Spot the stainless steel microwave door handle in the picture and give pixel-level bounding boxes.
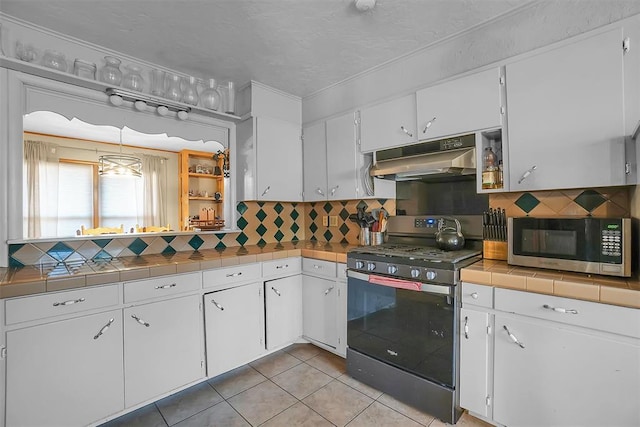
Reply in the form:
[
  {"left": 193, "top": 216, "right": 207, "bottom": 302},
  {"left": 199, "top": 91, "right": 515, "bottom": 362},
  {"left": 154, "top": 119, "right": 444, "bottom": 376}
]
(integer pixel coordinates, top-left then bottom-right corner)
[
  {"left": 423, "top": 117, "right": 436, "bottom": 133},
  {"left": 517, "top": 165, "right": 537, "bottom": 184},
  {"left": 503, "top": 325, "right": 525, "bottom": 349},
  {"left": 400, "top": 126, "right": 413, "bottom": 138},
  {"left": 543, "top": 304, "right": 578, "bottom": 314}
]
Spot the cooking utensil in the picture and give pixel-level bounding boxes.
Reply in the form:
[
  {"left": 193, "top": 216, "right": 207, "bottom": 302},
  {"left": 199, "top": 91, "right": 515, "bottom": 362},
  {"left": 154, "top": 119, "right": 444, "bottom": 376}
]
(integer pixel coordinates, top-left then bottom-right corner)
[{"left": 435, "top": 217, "right": 465, "bottom": 251}]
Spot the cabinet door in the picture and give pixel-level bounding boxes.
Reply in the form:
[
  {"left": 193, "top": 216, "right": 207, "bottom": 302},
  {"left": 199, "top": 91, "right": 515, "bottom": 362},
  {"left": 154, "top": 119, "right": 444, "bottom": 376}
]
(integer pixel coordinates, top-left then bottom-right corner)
[
  {"left": 302, "top": 275, "right": 337, "bottom": 348},
  {"left": 204, "top": 282, "right": 264, "bottom": 377},
  {"left": 360, "top": 93, "right": 417, "bottom": 152},
  {"left": 326, "top": 111, "right": 359, "bottom": 200},
  {"left": 459, "top": 308, "right": 492, "bottom": 419},
  {"left": 256, "top": 116, "right": 303, "bottom": 201},
  {"left": 6, "top": 310, "right": 124, "bottom": 427},
  {"left": 302, "top": 121, "right": 328, "bottom": 202},
  {"left": 493, "top": 314, "right": 640, "bottom": 427},
  {"left": 416, "top": 68, "right": 502, "bottom": 141},
  {"left": 124, "top": 294, "right": 203, "bottom": 407},
  {"left": 265, "top": 275, "right": 303, "bottom": 350},
  {"left": 507, "top": 28, "right": 626, "bottom": 191}
]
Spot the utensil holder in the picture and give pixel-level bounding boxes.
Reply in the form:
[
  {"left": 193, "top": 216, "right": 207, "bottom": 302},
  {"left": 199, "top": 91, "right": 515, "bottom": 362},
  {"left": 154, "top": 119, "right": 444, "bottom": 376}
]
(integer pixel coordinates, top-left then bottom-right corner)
[
  {"left": 359, "top": 227, "right": 370, "bottom": 246},
  {"left": 370, "top": 231, "right": 385, "bottom": 246}
]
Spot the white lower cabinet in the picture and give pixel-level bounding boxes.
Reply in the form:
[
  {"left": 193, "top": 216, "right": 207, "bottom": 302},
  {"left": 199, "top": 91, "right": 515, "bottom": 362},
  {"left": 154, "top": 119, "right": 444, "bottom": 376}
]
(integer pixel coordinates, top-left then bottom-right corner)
[
  {"left": 459, "top": 308, "right": 492, "bottom": 419},
  {"left": 265, "top": 275, "right": 302, "bottom": 350},
  {"left": 123, "top": 294, "right": 203, "bottom": 407},
  {"left": 6, "top": 309, "right": 124, "bottom": 427},
  {"left": 493, "top": 314, "right": 640, "bottom": 427},
  {"left": 302, "top": 275, "right": 337, "bottom": 348},
  {"left": 204, "top": 282, "right": 265, "bottom": 377}
]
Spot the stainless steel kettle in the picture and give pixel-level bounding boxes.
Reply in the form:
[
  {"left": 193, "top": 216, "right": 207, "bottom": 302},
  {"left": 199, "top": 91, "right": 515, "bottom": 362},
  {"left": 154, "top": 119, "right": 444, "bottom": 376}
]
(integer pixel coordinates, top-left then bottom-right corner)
[{"left": 435, "top": 217, "right": 465, "bottom": 251}]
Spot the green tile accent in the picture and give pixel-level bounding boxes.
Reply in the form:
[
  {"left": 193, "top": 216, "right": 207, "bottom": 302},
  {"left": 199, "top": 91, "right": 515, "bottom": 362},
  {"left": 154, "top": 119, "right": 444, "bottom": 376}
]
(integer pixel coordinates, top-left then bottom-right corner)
[
  {"left": 339, "top": 208, "right": 350, "bottom": 221},
  {"left": 93, "top": 250, "right": 112, "bottom": 260},
  {"left": 256, "top": 224, "right": 268, "bottom": 236},
  {"left": 356, "top": 201, "right": 368, "bottom": 211},
  {"left": 188, "top": 235, "right": 204, "bottom": 250},
  {"left": 256, "top": 209, "right": 267, "bottom": 222},
  {"left": 274, "top": 216, "right": 284, "bottom": 228},
  {"left": 215, "top": 241, "right": 227, "bottom": 250},
  {"left": 290, "top": 209, "right": 299, "bottom": 220},
  {"left": 257, "top": 201, "right": 265, "bottom": 207},
  {"left": 340, "top": 201, "right": 348, "bottom": 207},
  {"left": 292, "top": 236, "right": 299, "bottom": 241},
  {"left": 574, "top": 190, "right": 606, "bottom": 212},
  {"left": 323, "top": 230, "right": 333, "bottom": 241},
  {"left": 309, "top": 209, "right": 318, "bottom": 220},
  {"left": 377, "top": 199, "right": 387, "bottom": 205},
  {"left": 93, "top": 239, "right": 112, "bottom": 248},
  {"left": 236, "top": 233, "right": 249, "bottom": 246},
  {"left": 47, "top": 242, "right": 74, "bottom": 262},
  {"left": 237, "top": 217, "right": 249, "bottom": 230},
  {"left": 162, "top": 246, "right": 177, "bottom": 255},
  {"left": 274, "top": 230, "right": 284, "bottom": 242},
  {"left": 274, "top": 203, "right": 284, "bottom": 214},
  {"left": 237, "top": 202, "right": 248, "bottom": 215},
  {"left": 339, "top": 223, "right": 350, "bottom": 236},
  {"left": 310, "top": 236, "right": 318, "bottom": 241},
  {"left": 215, "top": 233, "right": 226, "bottom": 240},
  {"left": 323, "top": 202, "right": 333, "bottom": 214},
  {"left": 291, "top": 223, "right": 300, "bottom": 234},
  {"left": 309, "top": 222, "right": 318, "bottom": 234},
  {"left": 128, "top": 238, "right": 149, "bottom": 255},
  {"left": 9, "top": 258, "right": 24, "bottom": 267},
  {"left": 162, "top": 236, "right": 176, "bottom": 243},
  {"left": 8, "top": 244, "right": 24, "bottom": 256},
  {"left": 341, "top": 237, "right": 349, "bottom": 244},
  {"left": 515, "top": 193, "right": 540, "bottom": 214},
  {"left": 258, "top": 238, "right": 267, "bottom": 246},
  {"left": 310, "top": 202, "right": 316, "bottom": 207}
]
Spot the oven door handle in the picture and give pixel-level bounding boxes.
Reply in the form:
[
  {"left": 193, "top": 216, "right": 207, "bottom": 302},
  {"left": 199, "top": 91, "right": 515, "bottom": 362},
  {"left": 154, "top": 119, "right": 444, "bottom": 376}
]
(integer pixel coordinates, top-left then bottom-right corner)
[{"left": 347, "top": 270, "right": 452, "bottom": 296}]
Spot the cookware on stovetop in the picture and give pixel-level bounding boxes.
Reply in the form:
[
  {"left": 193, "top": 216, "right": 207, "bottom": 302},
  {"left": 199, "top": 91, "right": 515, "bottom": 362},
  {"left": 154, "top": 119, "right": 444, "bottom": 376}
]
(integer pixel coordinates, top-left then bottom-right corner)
[{"left": 435, "top": 217, "right": 465, "bottom": 251}]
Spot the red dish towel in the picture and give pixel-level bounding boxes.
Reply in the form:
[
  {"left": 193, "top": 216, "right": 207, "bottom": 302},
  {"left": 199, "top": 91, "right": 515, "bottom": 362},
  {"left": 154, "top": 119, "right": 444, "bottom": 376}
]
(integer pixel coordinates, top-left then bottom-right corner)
[{"left": 368, "top": 275, "right": 422, "bottom": 291}]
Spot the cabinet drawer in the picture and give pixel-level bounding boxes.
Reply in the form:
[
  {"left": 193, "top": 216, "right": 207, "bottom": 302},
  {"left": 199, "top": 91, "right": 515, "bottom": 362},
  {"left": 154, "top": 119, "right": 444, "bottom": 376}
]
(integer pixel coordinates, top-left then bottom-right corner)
[
  {"left": 461, "top": 282, "right": 493, "bottom": 308},
  {"left": 337, "top": 263, "right": 347, "bottom": 281},
  {"left": 203, "top": 262, "right": 262, "bottom": 290},
  {"left": 5, "top": 284, "right": 120, "bottom": 325},
  {"left": 495, "top": 288, "right": 640, "bottom": 338},
  {"left": 262, "top": 257, "right": 301, "bottom": 279},
  {"left": 124, "top": 272, "right": 201, "bottom": 303},
  {"left": 302, "top": 258, "right": 337, "bottom": 279}
]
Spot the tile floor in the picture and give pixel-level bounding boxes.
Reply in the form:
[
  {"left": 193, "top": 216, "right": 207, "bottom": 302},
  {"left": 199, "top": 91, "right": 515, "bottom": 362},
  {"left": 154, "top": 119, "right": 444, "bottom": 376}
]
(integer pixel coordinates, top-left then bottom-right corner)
[{"left": 100, "top": 344, "right": 492, "bottom": 427}]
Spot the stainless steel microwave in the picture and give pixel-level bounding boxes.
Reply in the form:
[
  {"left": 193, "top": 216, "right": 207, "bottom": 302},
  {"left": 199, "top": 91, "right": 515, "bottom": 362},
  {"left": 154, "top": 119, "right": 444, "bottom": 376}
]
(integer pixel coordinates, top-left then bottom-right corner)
[{"left": 508, "top": 217, "right": 631, "bottom": 277}]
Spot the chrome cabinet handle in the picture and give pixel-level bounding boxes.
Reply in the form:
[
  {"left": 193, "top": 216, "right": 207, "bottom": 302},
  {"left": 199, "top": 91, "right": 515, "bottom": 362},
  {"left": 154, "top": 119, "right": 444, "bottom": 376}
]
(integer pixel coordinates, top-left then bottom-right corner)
[
  {"left": 271, "top": 286, "right": 281, "bottom": 296},
  {"left": 316, "top": 187, "right": 325, "bottom": 196},
  {"left": 324, "top": 286, "right": 334, "bottom": 295},
  {"left": 400, "top": 126, "right": 413, "bottom": 138},
  {"left": 131, "top": 314, "right": 150, "bottom": 327},
  {"left": 276, "top": 264, "right": 289, "bottom": 269},
  {"left": 93, "top": 318, "right": 115, "bottom": 340},
  {"left": 261, "top": 186, "right": 271, "bottom": 197},
  {"left": 330, "top": 185, "right": 339, "bottom": 196},
  {"left": 464, "top": 316, "right": 469, "bottom": 339},
  {"left": 155, "top": 283, "right": 176, "bottom": 290},
  {"left": 471, "top": 292, "right": 479, "bottom": 299},
  {"left": 423, "top": 117, "right": 436, "bottom": 133},
  {"left": 543, "top": 304, "right": 578, "bottom": 314},
  {"left": 226, "top": 272, "right": 242, "bottom": 277},
  {"left": 313, "top": 264, "right": 322, "bottom": 269},
  {"left": 517, "top": 165, "right": 537, "bottom": 184},
  {"left": 53, "top": 297, "right": 85, "bottom": 307},
  {"left": 503, "top": 325, "right": 525, "bottom": 348},
  {"left": 211, "top": 299, "right": 225, "bottom": 311}
]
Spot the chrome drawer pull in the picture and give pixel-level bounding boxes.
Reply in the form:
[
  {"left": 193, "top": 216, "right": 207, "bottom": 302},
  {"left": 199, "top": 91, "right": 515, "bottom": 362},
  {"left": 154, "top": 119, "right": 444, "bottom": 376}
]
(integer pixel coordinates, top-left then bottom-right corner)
[
  {"left": 324, "top": 286, "right": 334, "bottom": 295},
  {"left": 313, "top": 265, "right": 322, "bottom": 269},
  {"left": 400, "top": 126, "right": 413, "bottom": 138},
  {"left": 316, "top": 187, "right": 325, "bottom": 196},
  {"left": 211, "top": 299, "right": 225, "bottom": 311},
  {"left": 131, "top": 314, "right": 150, "bottom": 327},
  {"left": 155, "top": 283, "right": 176, "bottom": 290},
  {"left": 464, "top": 316, "right": 469, "bottom": 339},
  {"left": 271, "top": 287, "right": 281, "bottom": 297},
  {"left": 503, "top": 325, "right": 525, "bottom": 349},
  {"left": 330, "top": 185, "right": 339, "bottom": 196},
  {"left": 423, "top": 117, "right": 437, "bottom": 133},
  {"left": 276, "top": 264, "right": 289, "bottom": 269},
  {"left": 226, "top": 272, "right": 242, "bottom": 278},
  {"left": 543, "top": 304, "right": 578, "bottom": 314},
  {"left": 53, "top": 297, "right": 85, "bottom": 307},
  {"left": 93, "top": 318, "right": 115, "bottom": 340},
  {"left": 517, "top": 165, "right": 537, "bottom": 184},
  {"left": 470, "top": 292, "right": 479, "bottom": 299},
  {"left": 261, "top": 186, "right": 271, "bottom": 197}
]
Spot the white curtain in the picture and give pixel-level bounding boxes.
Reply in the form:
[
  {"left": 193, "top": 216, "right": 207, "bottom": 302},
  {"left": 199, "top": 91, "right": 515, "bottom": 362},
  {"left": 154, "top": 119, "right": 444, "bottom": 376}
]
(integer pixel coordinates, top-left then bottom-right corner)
[
  {"left": 23, "top": 140, "right": 59, "bottom": 238},
  {"left": 142, "top": 154, "right": 167, "bottom": 227}
]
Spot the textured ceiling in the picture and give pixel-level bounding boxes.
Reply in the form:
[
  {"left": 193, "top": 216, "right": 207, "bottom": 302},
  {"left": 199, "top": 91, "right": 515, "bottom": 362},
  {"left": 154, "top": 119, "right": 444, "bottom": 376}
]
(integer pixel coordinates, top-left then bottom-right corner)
[{"left": 1, "top": 0, "right": 532, "bottom": 97}]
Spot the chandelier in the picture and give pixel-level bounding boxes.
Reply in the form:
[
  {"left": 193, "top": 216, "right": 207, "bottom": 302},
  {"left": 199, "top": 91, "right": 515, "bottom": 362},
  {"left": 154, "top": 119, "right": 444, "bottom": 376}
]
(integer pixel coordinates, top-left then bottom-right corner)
[{"left": 98, "top": 129, "right": 142, "bottom": 177}]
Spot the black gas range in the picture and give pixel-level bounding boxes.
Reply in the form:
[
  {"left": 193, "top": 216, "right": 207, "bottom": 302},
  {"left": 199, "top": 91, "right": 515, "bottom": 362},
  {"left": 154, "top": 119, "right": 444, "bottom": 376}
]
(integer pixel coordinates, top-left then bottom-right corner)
[{"left": 345, "top": 215, "right": 483, "bottom": 424}]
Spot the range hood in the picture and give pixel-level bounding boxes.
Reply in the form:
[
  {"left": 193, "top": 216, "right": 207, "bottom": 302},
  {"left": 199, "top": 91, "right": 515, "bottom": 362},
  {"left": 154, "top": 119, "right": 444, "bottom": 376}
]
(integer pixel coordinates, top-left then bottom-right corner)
[{"left": 370, "top": 134, "right": 477, "bottom": 181}]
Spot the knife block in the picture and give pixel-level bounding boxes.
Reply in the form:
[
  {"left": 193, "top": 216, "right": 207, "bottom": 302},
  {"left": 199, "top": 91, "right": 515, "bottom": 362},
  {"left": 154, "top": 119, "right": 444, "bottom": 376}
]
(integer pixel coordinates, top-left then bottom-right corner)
[{"left": 483, "top": 241, "right": 508, "bottom": 261}]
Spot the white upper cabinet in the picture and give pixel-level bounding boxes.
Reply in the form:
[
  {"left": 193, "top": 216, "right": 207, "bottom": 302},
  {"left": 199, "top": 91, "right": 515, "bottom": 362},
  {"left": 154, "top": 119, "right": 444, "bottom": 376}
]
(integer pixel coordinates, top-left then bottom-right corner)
[
  {"left": 302, "top": 121, "right": 328, "bottom": 202},
  {"left": 416, "top": 68, "right": 503, "bottom": 141},
  {"left": 506, "top": 28, "right": 626, "bottom": 191},
  {"left": 360, "top": 93, "right": 417, "bottom": 152}
]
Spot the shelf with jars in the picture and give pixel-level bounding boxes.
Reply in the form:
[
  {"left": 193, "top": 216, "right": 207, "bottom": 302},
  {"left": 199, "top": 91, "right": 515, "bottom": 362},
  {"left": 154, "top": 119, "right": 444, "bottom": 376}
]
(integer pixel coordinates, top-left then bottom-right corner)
[
  {"left": 476, "top": 128, "right": 507, "bottom": 193},
  {"left": 179, "top": 149, "right": 228, "bottom": 231},
  {"left": 0, "top": 55, "right": 241, "bottom": 122}
]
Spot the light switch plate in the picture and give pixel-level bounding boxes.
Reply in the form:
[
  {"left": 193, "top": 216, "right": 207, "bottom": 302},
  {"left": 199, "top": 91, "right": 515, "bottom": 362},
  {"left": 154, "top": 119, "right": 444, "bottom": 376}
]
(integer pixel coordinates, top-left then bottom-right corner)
[
  {"left": 329, "top": 216, "right": 338, "bottom": 227},
  {"left": 322, "top": 216, "right": 329, "bottom": 226}
]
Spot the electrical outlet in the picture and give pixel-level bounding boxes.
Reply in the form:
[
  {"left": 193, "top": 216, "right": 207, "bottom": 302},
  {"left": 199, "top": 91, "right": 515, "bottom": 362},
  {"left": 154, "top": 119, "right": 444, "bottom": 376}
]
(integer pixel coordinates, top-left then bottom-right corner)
[
  {"left": 322, "top": 215, "right": 329, "bottom": 226},
  {"left": 329, "top": 215, "right": 338, "bottom": 227}
]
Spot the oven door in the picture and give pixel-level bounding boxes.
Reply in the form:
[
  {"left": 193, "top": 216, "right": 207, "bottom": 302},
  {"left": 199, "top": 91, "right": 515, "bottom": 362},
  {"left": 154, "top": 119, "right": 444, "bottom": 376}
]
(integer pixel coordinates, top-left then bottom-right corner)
[{"left": 347, "top": 270, "right": 457, "bottom": 389}]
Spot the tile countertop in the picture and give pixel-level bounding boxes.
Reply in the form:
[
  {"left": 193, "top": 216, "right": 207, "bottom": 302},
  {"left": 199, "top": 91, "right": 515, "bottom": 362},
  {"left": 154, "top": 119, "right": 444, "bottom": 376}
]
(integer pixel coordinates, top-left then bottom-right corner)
[
  {"left": 461, "top": 260, "right": 640, "bottom": 309},
  {"left": 0, "top": 241, "right": 357, "bottom": 299}
]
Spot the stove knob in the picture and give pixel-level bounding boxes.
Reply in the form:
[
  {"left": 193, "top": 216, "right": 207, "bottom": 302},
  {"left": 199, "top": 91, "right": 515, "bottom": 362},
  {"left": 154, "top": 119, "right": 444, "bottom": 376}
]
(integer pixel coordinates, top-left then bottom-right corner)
[
  {"left": 388, "top": 265, "right": 398, "bottom": 275},
  {"left": 425, "top": 270, "right": 437, "bottom": 280},
  {"left": 355, "top": 261, "right": 364, "bottom": 269},
  {"left": 410, "top": 269, "right": 420, "bottom": 278},
  {"left": 367, "top": 262, "right": 376, "bottom": 271}
]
